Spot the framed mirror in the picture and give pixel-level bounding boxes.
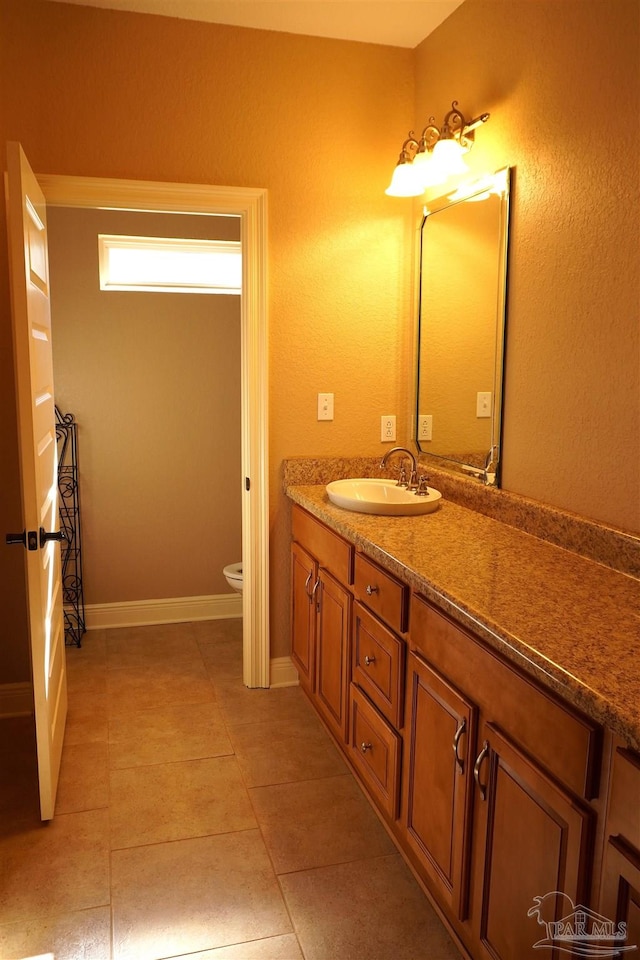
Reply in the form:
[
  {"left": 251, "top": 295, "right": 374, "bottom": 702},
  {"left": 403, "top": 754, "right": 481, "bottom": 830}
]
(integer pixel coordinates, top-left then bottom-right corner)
[{"left": 415, "top": 167, "right": 511, "bottom": 485}]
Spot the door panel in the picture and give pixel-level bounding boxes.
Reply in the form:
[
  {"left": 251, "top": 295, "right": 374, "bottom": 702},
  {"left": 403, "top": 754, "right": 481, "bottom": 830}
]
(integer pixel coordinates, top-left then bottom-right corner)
[
  {"left": 291, "top": 542, "right": 316, "bottom": 689},
  {"left": 315, "top": 568, "right": 351, "bottom": 742},
  {"left": 404, "top": 652, "right": 476, "bottom": 920},
  {"left": 6, "top": 142, "right": 67, "bottom": 820},
  {"left": 473, "top": 723, "right": 594, "bottom": 960}
]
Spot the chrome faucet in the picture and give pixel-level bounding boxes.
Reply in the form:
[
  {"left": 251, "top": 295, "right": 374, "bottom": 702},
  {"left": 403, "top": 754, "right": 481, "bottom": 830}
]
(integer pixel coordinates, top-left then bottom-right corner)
[{"left": 380, "top": 446, "right": 418, "bottom": 488}]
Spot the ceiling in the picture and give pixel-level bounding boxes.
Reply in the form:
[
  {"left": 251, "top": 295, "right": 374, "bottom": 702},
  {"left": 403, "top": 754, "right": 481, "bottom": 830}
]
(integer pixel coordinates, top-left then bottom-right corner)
[{"left": 43, "top": 0, "right": 465, "bottom": 48}]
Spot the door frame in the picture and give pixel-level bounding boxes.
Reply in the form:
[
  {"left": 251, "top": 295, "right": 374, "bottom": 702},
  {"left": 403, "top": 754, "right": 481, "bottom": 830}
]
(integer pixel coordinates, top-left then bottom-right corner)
[{"left": 37, "top": 173, "right": 270, "bottom": 687}]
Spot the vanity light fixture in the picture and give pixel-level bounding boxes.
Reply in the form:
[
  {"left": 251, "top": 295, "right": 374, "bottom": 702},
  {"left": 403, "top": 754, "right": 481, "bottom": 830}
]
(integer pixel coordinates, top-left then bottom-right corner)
[{"left": 385, "top": 100, "right": 490, "bottom": 197}]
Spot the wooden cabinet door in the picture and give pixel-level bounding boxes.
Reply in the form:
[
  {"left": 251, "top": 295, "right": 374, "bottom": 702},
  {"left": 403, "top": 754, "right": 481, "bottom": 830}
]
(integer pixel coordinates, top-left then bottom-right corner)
[
  {"left": 403, "top": 652, "right": 476, "bottom": 920},
  {"left": 600, "top": 838, "right": 640, "bottom": 955},
  {"left": 290, "top": 542, "right": 317, "bottom": 690},
  {"left": 471, "top": 723, "right": 595, "bottom": 960},
  {"left": 315, "top": 568, "right": 351, "bottom": 743}
]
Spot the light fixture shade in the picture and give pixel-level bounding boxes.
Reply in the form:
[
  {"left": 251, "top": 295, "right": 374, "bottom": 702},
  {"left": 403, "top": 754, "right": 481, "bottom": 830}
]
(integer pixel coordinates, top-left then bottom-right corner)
[
  {"left": 413, "top": 150, "right": 447, "bottom": 188},
  {"left": 385, "top": 162, "right": 424, "bottom": 197},
  {"left": 430, "top": 138, "right": 469, "bottom": 178}
]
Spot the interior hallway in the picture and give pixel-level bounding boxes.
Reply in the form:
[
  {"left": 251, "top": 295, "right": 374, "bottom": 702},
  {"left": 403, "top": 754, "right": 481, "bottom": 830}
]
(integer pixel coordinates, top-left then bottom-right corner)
[{"left": 0, "top": 619, "right": 459, "bottom": 960}]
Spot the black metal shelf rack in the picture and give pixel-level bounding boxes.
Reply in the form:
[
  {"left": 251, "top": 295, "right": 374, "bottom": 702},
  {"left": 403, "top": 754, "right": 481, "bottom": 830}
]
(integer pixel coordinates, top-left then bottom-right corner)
[{"left": 55, "top": 406, "right": 86, "bottom": 647}]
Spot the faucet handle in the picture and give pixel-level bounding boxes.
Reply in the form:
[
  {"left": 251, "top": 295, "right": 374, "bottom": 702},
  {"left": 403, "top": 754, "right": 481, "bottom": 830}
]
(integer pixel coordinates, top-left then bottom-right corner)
[
  {"left": 396, "top": 464, "right": 408, "bottom": 487},
  {"left": 415, "top": 475, "right": 431, "bottom": 496}
]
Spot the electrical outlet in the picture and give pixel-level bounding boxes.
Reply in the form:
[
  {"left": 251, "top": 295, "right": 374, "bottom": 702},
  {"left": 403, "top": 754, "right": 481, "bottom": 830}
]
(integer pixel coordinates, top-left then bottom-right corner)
[
  {"left": 381, "top": 415, "right": 396, "bottom": 442},
  {"left": 476, "top": 392, "right": 492, "bottom": 419},
  {"left": 418, "top": 415, "right": 433, "bottom": 441},
  {"left": 317, "top": 393, "right": 334, "bottom": 421}
]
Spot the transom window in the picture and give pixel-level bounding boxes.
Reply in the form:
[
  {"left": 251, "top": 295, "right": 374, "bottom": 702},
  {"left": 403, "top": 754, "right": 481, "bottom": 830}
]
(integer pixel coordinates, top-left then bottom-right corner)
[{"left": 98, "top": 235, "right": 242, "bottom": 294}]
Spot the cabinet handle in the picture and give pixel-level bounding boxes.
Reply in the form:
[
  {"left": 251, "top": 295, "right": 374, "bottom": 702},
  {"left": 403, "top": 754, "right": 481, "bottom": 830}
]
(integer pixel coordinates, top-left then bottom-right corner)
[
  {"left": 453, "top": 717, "right": 466, "bottom": 774},
  {"left": 304, "top": 571, "right": 313, "bottom": 599},
  {"left": 361, "top": 742, "right": 373, "bottom": 753},
  {"left": 365, "top": 584, "right": 379, "bottom": 596},
  {"left": 364, "top": 655, "right": 376, "bottom": 666},
  {"left": 310, "top": 578, "right": 320, "bottom": 599},
  {"left": 474, "top": 740, "right": 490, "bottom": 800}
]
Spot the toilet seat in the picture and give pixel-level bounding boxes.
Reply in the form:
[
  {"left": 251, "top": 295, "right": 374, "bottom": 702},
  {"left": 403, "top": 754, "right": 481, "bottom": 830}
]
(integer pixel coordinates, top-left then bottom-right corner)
[
  {"left": 223, "top": 562, "right": 243, "bottom": 594},
  {"left": 223, "top": 562, "right": 243, "bottom": 582}
]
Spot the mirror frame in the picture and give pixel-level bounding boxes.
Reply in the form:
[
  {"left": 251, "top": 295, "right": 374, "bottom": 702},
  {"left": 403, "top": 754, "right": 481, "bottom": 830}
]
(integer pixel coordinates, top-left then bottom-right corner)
[{"left": 414, "top": 166, "right": 511, "bottom": 485}]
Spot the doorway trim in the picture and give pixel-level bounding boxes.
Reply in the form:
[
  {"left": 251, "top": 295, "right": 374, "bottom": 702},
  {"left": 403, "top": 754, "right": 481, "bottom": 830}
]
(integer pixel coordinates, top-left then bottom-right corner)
[{"left": 38, "top": 173, "right": 270, "bottom": 687}]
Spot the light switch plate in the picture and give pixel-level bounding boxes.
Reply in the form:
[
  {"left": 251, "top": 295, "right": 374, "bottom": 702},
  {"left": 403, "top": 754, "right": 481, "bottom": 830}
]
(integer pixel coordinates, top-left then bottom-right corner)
[
  {"left": 317, "top": 392, "right": 334, "bottom": 420},
  {"left": 476, "top": 392, "right": 492, "bottom": 418}
]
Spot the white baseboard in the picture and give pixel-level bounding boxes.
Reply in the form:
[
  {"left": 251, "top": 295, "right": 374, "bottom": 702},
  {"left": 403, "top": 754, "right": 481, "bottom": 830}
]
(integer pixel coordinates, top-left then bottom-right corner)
[
  {"left": 0, "top": 682, "right": 33, "bottom": 719},
  {"left": 85, "top": 593, "right": 242, "bottom": 630},
  {"left": 270, "top": 656, "right": 299, "bottom": 688}
]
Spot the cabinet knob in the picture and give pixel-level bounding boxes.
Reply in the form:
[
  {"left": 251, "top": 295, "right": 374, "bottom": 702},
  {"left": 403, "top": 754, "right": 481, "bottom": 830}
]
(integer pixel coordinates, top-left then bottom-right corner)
[
  {"left": 365, "top": 584, "right": 379, "bottom": 596},
  {"left": 360, "top": 741, "right": 373, "bottom": 753},
  {"left": 364, "top": 655, "right": 376, "bottom": 666}
]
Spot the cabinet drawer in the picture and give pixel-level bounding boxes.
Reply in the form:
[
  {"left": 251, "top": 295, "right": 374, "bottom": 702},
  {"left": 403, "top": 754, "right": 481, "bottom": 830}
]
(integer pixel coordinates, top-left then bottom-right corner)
[
  {"left": 352, "top": 602, "right": 405, "bottom": 729},
  {"left": 348, "top": 684, "right": 401, "bottom": 820},
  {"left": 354, "top": 553, "right": 408, "bottom": 634},
  {"left": 410, "top": 594, "right": 602, "bottom": 800},
  {"left": 292, "top": 505, "right": 353, "bottom": 584},
  {"left": 608, "top": 746, "right": 640, "bottom": 850}
]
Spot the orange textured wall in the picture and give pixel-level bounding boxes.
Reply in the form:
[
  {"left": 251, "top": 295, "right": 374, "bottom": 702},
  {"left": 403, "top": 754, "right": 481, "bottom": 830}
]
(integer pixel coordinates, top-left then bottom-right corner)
[
  {"left": 0, "top": 0, "right": 414, "bottom": 672},
  {"left": 414, "top": 0, "right": 640, "bottom": 532}
]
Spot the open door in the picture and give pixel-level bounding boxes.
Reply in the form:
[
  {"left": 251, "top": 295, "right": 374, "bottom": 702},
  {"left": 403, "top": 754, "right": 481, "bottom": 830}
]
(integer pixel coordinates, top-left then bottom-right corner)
[{"left": 5, "top": 142, "right": 67, "bottom": 821}]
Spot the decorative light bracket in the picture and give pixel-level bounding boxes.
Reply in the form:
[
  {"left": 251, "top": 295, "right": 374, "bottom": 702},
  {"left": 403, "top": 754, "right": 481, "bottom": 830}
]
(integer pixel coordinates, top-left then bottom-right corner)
[{"left": 386, "top": 100, "right": 490, "bottom": 197}]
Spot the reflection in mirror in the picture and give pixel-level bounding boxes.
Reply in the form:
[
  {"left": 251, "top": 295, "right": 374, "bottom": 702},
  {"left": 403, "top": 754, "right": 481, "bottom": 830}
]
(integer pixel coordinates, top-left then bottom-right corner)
[{"left": 415, "top": 167, "right": 511, "bottom": 485}]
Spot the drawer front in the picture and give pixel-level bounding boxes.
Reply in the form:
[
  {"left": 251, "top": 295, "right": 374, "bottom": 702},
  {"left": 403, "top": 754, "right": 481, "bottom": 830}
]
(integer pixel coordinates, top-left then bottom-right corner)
[
  {"left": 352, "top": 601, "right": 405, "bottom": 729},
  {"left": 354, "top": 552, "right": 408, "bottom": 634},
  {"left": 348, "top": 684, "right": 401, "bottom": 819},
  {"left": 292, "top": 505, "right": 353, "bottom": 585},
  {"left": 608, "top": 746, "right": 640, "bottom": 850},
  {"left": 410, "top": 594, "right": 602, "bottom": 800}
]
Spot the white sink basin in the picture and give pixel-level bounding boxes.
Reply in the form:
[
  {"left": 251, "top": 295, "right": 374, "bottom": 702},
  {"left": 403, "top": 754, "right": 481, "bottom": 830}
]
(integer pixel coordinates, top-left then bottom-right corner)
[{"left": 326, "top": 478, "right": 442, "bottom": 516}]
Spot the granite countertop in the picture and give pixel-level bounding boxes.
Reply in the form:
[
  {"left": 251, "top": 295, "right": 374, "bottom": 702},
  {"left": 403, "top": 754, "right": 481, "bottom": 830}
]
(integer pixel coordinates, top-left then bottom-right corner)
[{"left": 286, "top": 482, "right": 640, "bottom": 751}]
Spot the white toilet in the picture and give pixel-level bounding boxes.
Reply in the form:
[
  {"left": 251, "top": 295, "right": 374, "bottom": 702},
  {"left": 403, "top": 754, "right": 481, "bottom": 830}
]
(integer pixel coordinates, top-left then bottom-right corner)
[{"left": 223, "top": 562, "right": 243, "bottom": 594}]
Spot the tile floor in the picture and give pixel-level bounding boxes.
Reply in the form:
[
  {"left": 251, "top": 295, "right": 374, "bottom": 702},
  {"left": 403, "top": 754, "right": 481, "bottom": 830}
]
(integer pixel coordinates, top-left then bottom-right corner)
[{"left": 0, "top": 619, "right": 461, "bottom": 960}]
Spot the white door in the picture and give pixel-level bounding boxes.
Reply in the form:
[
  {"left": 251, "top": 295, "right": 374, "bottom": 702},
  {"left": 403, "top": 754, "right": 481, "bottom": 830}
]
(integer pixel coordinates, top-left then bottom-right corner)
[{"left": 5, "top": 142, "right": 67, "bottom": 821}]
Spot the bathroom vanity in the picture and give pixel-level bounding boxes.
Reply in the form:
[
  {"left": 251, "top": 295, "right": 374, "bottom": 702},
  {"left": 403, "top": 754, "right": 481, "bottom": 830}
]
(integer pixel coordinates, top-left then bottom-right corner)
[{"left": 286, "top": 464, "right": 640, "bottom": 960}]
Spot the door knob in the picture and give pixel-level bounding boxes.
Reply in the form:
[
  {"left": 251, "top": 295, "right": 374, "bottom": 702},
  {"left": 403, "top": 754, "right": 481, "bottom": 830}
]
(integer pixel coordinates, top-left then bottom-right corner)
[
  {"left": 6, "top": 530, "right": 38, "bottom": 550},
  {"left": 39, "top": 527, "right": 66, "bottom": 548}
]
